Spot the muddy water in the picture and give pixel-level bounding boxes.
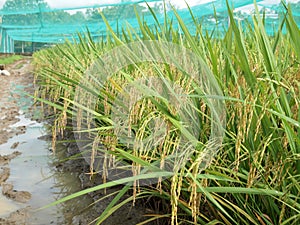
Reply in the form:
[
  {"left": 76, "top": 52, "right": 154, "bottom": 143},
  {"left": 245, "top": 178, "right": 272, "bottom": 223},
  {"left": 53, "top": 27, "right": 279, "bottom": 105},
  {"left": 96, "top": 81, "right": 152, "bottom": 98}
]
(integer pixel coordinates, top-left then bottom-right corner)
[
  {"left": 0, "top": 114, "right": 93, "bottom": 224},
  {"left": 0, "top": 59, "right": 93, "bottom": 224}
]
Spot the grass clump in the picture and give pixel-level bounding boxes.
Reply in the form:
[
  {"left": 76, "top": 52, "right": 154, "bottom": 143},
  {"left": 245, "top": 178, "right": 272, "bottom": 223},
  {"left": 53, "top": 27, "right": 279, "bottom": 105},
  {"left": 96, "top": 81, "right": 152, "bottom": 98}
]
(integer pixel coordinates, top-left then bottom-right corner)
[
  {"left": 33, "top": 2, "right": 300, "bottom": 225},
  {"left": 0, "top": 54, "right": 23, "bottom": 65}
]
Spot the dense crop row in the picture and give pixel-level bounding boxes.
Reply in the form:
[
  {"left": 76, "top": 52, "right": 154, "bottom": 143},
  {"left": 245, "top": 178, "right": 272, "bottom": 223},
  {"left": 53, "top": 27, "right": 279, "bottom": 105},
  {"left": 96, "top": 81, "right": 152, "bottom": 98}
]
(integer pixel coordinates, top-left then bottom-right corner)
[{"left": 33, "top": 3, "right": 300, "bottom": 225}]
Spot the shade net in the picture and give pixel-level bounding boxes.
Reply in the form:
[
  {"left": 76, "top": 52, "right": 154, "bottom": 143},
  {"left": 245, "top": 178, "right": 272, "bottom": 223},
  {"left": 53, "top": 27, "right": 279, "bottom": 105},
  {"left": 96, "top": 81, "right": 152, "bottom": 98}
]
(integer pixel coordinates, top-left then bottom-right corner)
[{"left": 0, "top": 0, "right": 299, "bottom": 53}]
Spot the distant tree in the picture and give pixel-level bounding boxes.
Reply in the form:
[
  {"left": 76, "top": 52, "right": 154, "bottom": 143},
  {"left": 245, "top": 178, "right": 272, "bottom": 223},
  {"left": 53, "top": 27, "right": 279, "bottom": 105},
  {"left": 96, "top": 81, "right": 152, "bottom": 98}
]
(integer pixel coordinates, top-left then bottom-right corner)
[
  {"left": 86, "top": 1, "right": 167, "bottom": 22},
  {"left": 2, "top": 0, "right": 49, "bottom": 26},
  {"left": 102, "top": 3, "right": 146, "bottom": 20},
  {"left": 44, "top": 11, "right": 86, "bottom": 24},
  {"left": 87, "top": 1, "right": 147, "bottom": 22},
  {"left": 2, "top": 0, "right": 48, "bottom": 12},
  {"left": 71, "top": 11, "right": 85, "bottom": 23},
  {"left": 86, "top": 8, "right": 101, "bottom": 22},
  {"left": 2, "top": 0, "right": 87, "bottom": 26},
  {"left": 43, "top": 11, "right": 72, "bottom": 25}
]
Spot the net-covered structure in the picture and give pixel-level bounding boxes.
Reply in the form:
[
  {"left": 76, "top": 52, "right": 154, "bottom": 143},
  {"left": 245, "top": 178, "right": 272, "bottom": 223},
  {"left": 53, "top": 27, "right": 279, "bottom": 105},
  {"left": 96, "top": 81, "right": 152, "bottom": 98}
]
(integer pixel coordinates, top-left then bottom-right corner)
[{"left": 0, "top": 0, "right": 299, "bottom": 53}]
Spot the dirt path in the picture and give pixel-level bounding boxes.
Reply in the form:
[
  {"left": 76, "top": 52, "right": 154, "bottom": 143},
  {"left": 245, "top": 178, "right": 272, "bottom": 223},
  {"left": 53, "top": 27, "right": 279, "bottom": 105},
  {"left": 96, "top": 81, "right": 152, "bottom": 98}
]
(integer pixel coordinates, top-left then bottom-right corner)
[
  {"left": 0, "top": 58, "right": 35, "bottom": 224},
  {"left": 0, "top": 59, "right": 33, "bottom": 145}
]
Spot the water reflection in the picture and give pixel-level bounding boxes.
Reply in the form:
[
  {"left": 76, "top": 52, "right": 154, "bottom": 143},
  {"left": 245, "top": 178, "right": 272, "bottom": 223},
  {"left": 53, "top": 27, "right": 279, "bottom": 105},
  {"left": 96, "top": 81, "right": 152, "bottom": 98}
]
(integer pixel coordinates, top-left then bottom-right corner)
[{"left": 0, "top": 115, "right": 93, "bottom": 224}]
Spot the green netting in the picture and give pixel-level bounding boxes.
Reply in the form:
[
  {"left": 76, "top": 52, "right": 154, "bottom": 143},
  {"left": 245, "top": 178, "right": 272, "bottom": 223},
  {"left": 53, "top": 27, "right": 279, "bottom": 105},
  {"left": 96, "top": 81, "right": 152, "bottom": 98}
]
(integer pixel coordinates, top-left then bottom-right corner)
[{"left": 0, "top": 0, "right": 299, "bottom": 53}]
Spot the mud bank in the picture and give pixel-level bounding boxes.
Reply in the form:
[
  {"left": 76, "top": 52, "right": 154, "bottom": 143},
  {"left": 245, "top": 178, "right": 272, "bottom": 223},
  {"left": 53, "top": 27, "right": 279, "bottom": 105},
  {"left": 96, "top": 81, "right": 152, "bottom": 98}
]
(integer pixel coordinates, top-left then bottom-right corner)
[
  {"left": 52, "top": 132, "right": 154, "bottom": 225},
  {"left": 0, "top": 59, "right": 92, "bottom": 224},
  {"left": 0, "top": 59, "right": 159, "bottom": 224},
  {"left": 0, "top": 59, "right": 35, "bottom": 224}
]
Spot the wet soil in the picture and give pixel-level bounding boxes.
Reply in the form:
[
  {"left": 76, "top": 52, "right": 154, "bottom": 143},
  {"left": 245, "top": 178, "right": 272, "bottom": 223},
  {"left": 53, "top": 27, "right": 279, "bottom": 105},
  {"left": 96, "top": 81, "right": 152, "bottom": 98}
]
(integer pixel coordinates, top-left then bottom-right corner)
[
  {"left": 0, "top": 151, "right": 31, "bottom": 204},
  {"left": 53, "top": 138, "right": 156, "bottom": 225},
  {"left": 0, "top": 59, "right": 32, "bottom": 145},
  {"left": 0, "top": 59, "right": 35, "bottom": 224},
  {"left": 0, "top": 59, "right": 160, "bottom": 224}
]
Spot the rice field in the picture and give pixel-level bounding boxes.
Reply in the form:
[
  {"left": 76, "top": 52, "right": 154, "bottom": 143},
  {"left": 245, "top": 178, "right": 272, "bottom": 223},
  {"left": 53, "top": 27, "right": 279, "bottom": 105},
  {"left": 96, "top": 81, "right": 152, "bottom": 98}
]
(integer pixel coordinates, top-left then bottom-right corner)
[{"left": 32, "top": 4, "right": 300, "bottom": 225}]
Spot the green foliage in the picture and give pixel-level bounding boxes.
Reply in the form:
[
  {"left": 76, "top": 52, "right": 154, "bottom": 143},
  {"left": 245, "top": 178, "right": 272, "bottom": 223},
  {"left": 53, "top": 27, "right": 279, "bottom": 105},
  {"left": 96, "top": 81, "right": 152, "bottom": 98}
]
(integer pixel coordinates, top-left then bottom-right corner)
[
  {"left": 86, "top": 2, "right": 162, "bottom": 22},
  {"left": 2, "top": 0, "right": 48, "bottom": 25},
  {"left": 2, "top": 0, "right": 47, "bottom": 11},
  {"left": 44, "top": 11, "right": 85, "bottom": 25},
  {"left": 2, "top": 0, "right": 85, "bottom": 26},
  {"left": 0, "top": 54, "right": 23, "bottom": 65},
  {"left": 33, "top": 2, "right": 300, "bottom": 225}
]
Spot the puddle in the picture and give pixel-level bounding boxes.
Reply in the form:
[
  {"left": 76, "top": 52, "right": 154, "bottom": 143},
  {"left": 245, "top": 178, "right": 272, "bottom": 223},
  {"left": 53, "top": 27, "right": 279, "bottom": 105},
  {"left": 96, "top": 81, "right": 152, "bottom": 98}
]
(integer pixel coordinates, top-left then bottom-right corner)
[
  {"left": 0, "top": 62, "right": 94, "bottom": 224},
  {"left": 0, "top": 114, "right": 93, "bottom": 224}
]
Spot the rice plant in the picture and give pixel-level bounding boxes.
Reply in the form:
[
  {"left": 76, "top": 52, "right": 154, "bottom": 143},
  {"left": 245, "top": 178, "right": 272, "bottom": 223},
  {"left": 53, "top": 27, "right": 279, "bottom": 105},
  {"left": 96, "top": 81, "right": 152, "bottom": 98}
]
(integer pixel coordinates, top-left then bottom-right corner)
[{"left": 33, "top": 2, "right": 300, "bottom": 225}]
